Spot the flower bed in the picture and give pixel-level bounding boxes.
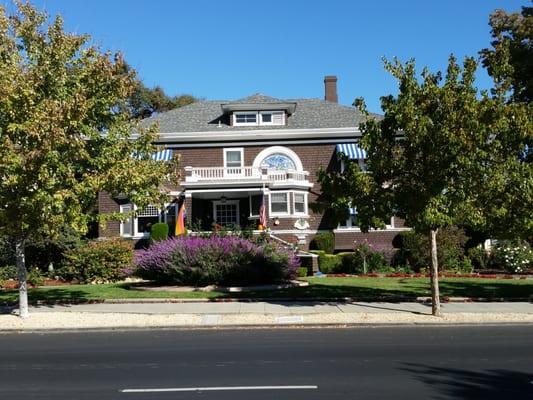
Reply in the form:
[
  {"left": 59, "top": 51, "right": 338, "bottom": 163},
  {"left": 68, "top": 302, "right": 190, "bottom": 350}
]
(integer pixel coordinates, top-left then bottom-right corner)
[{"left": 134, "top": 236, "right": 299, "bottom": 286}]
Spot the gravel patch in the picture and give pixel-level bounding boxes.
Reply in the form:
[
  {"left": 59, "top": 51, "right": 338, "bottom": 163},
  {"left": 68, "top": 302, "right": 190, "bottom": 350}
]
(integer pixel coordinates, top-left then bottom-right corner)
[{"left": 1, "top": 311, "right": 532, "bottom": 331}]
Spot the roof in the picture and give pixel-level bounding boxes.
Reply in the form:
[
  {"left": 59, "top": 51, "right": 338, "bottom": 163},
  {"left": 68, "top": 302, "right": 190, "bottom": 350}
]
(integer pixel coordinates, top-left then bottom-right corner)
[{"left": 141, "top": 94, "right": 379, "bottom": 133}]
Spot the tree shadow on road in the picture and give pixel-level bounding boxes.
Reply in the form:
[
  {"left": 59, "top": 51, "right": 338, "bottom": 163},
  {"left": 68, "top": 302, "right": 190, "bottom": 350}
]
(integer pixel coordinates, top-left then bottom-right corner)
[{"left": 401, "top": 362, "right": 533, "bottom": 400}]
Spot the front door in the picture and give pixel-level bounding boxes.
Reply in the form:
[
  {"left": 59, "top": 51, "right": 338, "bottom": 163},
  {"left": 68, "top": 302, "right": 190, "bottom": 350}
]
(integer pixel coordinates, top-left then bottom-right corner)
[{"left": 213, "top": 200, "right": 240, "bottom": 226}]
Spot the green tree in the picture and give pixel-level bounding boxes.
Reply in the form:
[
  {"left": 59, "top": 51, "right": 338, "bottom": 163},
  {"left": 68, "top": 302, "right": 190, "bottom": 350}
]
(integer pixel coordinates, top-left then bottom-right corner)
[
  {"left": 0, "top": 2, "right": 179, "bottom": 318},
  {"left": 481, "top": 6, "right": 533, "bottom": 103},
  {"left": 318, "top": 55, "right": 532, "bottom": 316},
  {"left": 129, "top": 80, "right": 197, "bottom": 119}
]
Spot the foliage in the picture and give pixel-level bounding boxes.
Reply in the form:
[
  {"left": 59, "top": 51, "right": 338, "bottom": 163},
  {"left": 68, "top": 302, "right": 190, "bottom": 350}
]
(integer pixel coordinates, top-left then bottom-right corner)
[
  {"left": 0, "top": 265, "right": 17, "bottom": 283},
  {"left": 134, "top": 236, "right": 299, "bottom": 286},
  {"left": 317, "top": 253, "right": 343, "bottom": 274},
  {"left": 467, "top": 247, "right": 492, "bottom": 271},
  {"left": 128, "top": 78, "right": 197, "bottom": 119},
  {"left": 341, "top": 247, "right": 391, "bottom": 274},
  {"left": 480, "top": 6, "right": 533, "bottom": 103},
  {"left": 310, "top": 232, "right": 335, "bottom": 254},
  {"left": 58, "top": 239, "right": 134, "bottom": 283},
  {"left": 297, "top": 267, "right": 309, "bottom": 278},
  {"left": 26, "top": 268, "right": 45, "bottom": 286},
  {"left": 492, "top": 240, "right": 533, "bottom": 273},
  {"left": 0, "top": 2, "right": 179, "bottom": 242},
  {"left": 394, "top": 227, "right": 468, "bottom": 272},
  {"left": 150, "top": 223, "right": 169, "bottom": 242}
]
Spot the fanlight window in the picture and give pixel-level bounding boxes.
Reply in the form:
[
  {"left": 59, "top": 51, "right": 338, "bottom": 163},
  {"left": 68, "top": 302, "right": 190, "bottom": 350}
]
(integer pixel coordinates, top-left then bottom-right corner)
[{"left": 260, "top": 154, "right": 296, "bottom": 170}]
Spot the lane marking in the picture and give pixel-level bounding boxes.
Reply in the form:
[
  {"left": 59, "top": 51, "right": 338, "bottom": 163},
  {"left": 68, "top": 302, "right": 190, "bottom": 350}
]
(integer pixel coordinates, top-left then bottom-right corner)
[{"left": 121, "top": 385, "right": 318, "bottom": 393}]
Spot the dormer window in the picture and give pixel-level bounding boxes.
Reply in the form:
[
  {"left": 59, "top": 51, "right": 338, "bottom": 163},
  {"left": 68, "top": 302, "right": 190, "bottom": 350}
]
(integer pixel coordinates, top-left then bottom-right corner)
[
  {"left": 233, "top": 111, "right": 285, "bottom": 126},
  {"left": 234, "top": 112, "right": 257, "bottom": 125}
]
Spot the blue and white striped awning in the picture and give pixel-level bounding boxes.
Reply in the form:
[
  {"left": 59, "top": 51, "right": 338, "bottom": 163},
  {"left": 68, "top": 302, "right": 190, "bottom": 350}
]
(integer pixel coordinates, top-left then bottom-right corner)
[
  {"left": 336, "top": 143, "right": 367, "bottom": 159},
  {"left": 151, "top": 149, "right": 173, "bottom": 161}
]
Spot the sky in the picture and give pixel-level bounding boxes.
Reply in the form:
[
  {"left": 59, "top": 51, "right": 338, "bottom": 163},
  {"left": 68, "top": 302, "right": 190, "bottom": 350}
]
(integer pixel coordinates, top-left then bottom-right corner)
[{"left": 2, "top": 0, "right": 528, "bottom": 112}]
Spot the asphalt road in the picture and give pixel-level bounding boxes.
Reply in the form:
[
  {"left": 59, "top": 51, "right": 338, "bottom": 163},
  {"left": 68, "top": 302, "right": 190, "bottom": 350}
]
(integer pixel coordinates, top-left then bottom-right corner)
[{"left": 0, "top": 325, "right": 532, "bottom": 399}]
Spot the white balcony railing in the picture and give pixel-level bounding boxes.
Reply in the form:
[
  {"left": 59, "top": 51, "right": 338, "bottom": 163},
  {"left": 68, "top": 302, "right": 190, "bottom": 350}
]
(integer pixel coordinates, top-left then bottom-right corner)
[{"left": 184, "top": 166, "right": 310, "bottom": 185}]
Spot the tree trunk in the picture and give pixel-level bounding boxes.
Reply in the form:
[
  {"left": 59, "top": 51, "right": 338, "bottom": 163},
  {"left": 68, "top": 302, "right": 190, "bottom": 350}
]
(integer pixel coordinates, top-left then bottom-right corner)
[
  {"left": 15, "top": 239, "right": 29, "bottom": 319},
  {"left": 430, "top": 229, "right": 442, "bottom": 317}
]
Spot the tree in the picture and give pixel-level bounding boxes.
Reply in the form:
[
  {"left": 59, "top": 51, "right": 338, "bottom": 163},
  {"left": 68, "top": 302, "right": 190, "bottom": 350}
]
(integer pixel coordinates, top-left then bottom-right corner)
[
  {"left": 318, "top": 55, "right": 531, "bottom": 316},
  {"left": 481, "top": 6, "right": 533, "bottom": 103},
  {"left": 128, "top": 79, "right": 197, "bottom": 119},
  {"left": 0, "top": 2, "right": 179, "bottom": 318}
]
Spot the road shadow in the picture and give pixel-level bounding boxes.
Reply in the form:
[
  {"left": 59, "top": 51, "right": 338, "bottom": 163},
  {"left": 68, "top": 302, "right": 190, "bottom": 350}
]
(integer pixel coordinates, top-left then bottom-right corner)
[{"left": 401, "top": 362, "right": 533, "bottom": 399}]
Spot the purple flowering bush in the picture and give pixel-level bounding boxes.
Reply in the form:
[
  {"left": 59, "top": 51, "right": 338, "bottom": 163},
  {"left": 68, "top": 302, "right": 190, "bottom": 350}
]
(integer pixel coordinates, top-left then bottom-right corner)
[{"left": 134, "top": 236, "right": 299, "bottom": 286}]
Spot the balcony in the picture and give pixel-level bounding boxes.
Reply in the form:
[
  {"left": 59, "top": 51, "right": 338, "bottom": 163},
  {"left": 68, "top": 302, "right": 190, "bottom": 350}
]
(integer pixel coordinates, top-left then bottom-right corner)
[{"left": 183, "top": 166, "right": 312, "bottom": 189}]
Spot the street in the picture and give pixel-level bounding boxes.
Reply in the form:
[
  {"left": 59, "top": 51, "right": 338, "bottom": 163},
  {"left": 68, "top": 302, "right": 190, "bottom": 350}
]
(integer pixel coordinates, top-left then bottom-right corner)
[{"left": 0, "top": 325, "right": 532, "bottom": 399}]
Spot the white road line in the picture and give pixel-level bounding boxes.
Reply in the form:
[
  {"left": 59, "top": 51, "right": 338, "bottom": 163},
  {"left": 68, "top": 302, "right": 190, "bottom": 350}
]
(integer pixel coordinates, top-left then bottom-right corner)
[{"left": 121, "top": 385, "right": 318, "bottom": 393}]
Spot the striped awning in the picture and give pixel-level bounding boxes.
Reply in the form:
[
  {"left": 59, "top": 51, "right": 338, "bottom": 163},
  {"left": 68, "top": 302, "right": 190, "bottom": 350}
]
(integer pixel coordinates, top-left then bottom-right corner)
[
  {"left": 151, "top": 149, "right": 173, "bottom": 161},
  {"left": 336, "top": 143, "right": 367, "bottom": 159}
]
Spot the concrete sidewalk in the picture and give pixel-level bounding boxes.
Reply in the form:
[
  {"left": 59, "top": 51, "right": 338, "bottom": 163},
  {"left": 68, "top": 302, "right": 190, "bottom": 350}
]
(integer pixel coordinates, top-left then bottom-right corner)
[{"left": 1, "top": 300, "right": 532, "bottom": 331}]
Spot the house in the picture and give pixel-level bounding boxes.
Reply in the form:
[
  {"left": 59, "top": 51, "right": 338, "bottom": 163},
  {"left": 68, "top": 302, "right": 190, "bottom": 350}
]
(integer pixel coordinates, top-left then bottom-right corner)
[{"left": 98, "top": 76, "right": 409, "bottom": 254}]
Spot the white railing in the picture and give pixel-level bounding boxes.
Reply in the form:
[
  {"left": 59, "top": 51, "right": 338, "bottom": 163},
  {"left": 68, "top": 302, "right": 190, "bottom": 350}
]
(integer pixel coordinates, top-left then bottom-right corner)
[{"left": 184, "top": 166, "right": 310, "bottom": 183}]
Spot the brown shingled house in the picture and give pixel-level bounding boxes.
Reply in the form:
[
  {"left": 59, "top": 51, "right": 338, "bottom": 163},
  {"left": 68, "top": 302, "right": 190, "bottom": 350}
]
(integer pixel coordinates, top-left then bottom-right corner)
[{"left": 98, "top": 76, "right": 409, "bottom": 253}]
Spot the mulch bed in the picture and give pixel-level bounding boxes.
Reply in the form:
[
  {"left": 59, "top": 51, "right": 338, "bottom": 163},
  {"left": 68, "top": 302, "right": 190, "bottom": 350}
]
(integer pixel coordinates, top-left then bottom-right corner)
[{"left": 1, "top": 279, "right": 69, "bottom": 290}]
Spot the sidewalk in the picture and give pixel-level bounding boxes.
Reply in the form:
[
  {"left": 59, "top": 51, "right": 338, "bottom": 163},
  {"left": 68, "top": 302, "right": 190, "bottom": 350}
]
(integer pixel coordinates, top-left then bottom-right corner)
[{"left": 1, "top": 300, "right": 532, "bottom": 331}]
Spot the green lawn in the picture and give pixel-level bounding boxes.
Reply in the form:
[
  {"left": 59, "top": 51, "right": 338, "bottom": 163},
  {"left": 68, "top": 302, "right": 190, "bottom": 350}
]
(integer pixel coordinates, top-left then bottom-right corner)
[{"left": 0, "top": 277, "right": 532, "bottom": 305}]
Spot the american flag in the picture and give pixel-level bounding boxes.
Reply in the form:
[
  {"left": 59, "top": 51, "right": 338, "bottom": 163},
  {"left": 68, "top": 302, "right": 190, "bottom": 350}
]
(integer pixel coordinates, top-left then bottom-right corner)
[{"left": 259, "top": 191, "right": 267, "bottom": 230}]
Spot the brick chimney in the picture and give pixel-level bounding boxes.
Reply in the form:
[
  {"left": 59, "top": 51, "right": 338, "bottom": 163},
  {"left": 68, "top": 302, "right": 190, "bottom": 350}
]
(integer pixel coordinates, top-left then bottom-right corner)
[{"left": 324, "top": 75, "right": 338, "bottom": 103}]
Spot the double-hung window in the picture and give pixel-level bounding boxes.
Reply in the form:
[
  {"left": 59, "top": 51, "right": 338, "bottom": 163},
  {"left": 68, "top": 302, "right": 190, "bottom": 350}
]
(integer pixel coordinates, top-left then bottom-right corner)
[
  {"left": 270, "top": 192, "right": 289, "bottom": 215},
  {"left": 224, "top": 148, "right": 243, "bottom": 176},
  {"left": 293, "top": 192, "right": 307, "bottom": 215},
  {"left": 234, "top": 112, "right": 257, "bottom": 125}
]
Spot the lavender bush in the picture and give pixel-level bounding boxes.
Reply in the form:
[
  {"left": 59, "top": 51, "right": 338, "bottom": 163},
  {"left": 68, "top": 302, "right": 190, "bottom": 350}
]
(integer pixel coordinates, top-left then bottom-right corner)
[{"left": 134, "top": 236, "right": 299, "bottom": 286}]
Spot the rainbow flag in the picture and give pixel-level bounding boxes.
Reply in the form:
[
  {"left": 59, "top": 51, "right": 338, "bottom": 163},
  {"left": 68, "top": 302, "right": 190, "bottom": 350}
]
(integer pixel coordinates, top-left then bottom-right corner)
[{"left": 175, "top": 202, "right": 187, "bottom": 236}]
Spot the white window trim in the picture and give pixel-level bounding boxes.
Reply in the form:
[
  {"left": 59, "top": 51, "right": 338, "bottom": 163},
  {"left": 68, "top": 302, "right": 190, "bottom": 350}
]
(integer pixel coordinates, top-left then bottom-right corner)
[
  {"left": 340, "top": 158, "right": 367, "bottom": 173},
  {"left": 259, "top": 111, "right": 285, "bottom": 126},
  {"left": 233, "top": 112, "right": 258, "bottom": 126},
  {"left": 213, "top": 200, "right": 240, "bottom": 225},
  {"left": 120, "top": 203, "right": 175, "bottom": 238},
  {"left": 292, "top": 190, "right": 308, "bottom": 216},
  {"left": 269, "top": 191, "right": 290, "bottom": 217},
  {"left": 223, "top": 147, "right": 244, "bottom": 176},
  {"left": 252, "top": 146, "right": 304, "bottom": 171}
]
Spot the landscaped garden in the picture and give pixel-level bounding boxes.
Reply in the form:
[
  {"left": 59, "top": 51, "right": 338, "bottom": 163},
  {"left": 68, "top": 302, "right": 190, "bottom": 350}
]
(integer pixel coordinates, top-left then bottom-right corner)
[{"left": 1, "top": 226, "right": 532, "bottom": 306}]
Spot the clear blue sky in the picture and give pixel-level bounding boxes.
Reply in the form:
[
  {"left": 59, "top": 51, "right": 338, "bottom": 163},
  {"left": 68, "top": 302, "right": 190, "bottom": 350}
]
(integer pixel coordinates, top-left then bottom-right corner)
[{"left": 3, "top": 0, "right": 528, "bottom": 112}]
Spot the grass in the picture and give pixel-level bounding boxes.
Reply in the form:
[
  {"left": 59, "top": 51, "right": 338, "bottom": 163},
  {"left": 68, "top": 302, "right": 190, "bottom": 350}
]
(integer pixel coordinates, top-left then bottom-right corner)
[{"left": 1, "top": 276, "right": 532, "bottom": 305}]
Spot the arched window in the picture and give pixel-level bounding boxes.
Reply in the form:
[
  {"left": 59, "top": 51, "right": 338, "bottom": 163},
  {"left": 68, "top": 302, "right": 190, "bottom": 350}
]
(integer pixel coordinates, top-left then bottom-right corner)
[
  {"left": 252, "top": 146, "right": 304, "bottom": 171},
  {"left": 260, "top": 154, "right": 296, "bottom": 170}
]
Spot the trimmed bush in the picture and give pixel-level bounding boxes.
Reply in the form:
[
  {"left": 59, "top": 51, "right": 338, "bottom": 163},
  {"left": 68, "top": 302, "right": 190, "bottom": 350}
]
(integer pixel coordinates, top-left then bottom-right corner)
[
  {"left": 318, "top": 253, "right": 343, "bottom": 273},
  {"left": 134, "top": 236, "right": 299, "bottom": 286},
  {"left": 310, "top": 232, "right": 335, "bottom": 254},
  {"left": 151, "top": 223, "right": 169, "bottom": 242},
  {"left": 58, "top": 239, "right": 134, "bottom": 283},
  {"left": 297, "top": 267, "right": 308, "bottom": 278}
]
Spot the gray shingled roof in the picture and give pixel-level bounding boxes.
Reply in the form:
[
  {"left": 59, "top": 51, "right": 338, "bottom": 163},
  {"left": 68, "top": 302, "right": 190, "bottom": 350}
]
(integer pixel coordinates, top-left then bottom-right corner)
[{"left": 141, "top": 94, "right": 378, "bottom": 133}]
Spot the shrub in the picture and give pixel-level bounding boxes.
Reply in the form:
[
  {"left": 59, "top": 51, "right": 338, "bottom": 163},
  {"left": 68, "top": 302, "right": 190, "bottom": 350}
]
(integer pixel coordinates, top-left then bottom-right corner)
[
  {"left": 394, "top": 227, "right": 468, "bottom": 272},
  {"left": 467, "top": 247, "right": 492, "bottom": 271},
  {"left": 341, "top": 245, "right": 391, "bottom": 274},
  {"left": 0, "top": 265, "right": 17, "bottom": 285},
  {"left": 151, "top": 223, "right": 169, "bottom": 242},
  {"left": 310, "top": 232, "right": 335, "bottom": 254},
  {"left": 134, "top": 236, "right": 299, "bottom": 286},
  {"left": 58, "top": 239, "right": 134, "bottom": 283},
  {"left": 318, "top": 253, "right": 343, "bottom": 274},
  {"left": 492, "top": 241, "right": 533, "bottom": 273},
  {"left": 297, "top": 267, "right": 308, "bottom": 278}
]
